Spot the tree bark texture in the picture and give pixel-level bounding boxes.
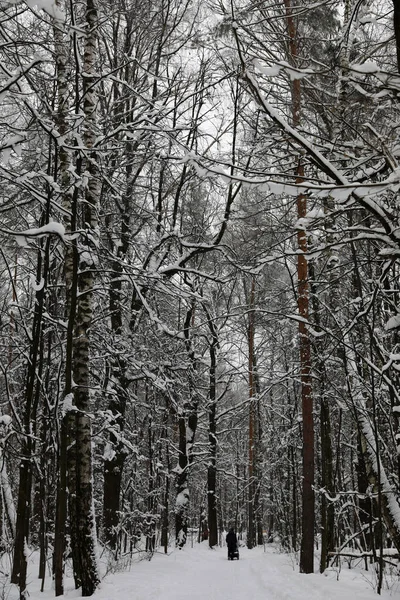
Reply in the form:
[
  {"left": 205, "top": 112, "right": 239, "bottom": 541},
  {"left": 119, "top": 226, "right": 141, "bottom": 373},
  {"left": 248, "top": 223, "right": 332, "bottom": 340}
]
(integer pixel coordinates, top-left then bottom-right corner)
[
  {"left": 68, "top": 0, "right": 100, "bottom": 593},
  {"left": 54, "top": 414, "right": 68, "bottom": 596},
  {"left": 175, "top": 398, "right": 198, "bottom": 548},
  {"left": 320, "top": 396, "right": 334, "bottom": 572},
  {"left": 161, "top": 441, "right": 170, "bottom": 553},
  {"left": 207, "top": 338, "right": 218, "bottom": 548},
  {"left": 283, "top": 0, "right": 315, "bottom": 573},
  {"left": 175, "top": 415, "right": 190, "bottom": 548},
  {"left": 175, "top": 306, "right": 199, "bottom": 547},
  {"left": 297, "top": 178, "right": 314, "bottom": 575},
  {"left": 11, "top": 232, "right": 50, "bottom": 598},
  {"left": 247, "top": 276, "right": 256, "bottom": 550},
  {"left": 102, "top": 252, "right": 130, "bottom": 549}
]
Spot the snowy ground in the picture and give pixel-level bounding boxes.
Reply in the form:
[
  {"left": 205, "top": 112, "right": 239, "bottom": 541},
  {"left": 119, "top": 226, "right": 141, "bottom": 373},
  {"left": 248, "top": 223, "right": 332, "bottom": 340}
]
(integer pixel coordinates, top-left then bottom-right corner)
[{"left": 4, "top": 542, "right": 400, "bottom": 599}]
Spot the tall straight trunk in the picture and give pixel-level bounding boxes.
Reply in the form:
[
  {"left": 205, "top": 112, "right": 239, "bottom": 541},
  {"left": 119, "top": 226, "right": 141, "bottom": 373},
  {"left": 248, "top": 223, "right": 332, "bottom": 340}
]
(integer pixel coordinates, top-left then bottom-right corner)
[
  {"left": 202, "top": 301, "right": 219, "bottom": 548},
  {"left": 0, "top": 444, "right": 16, "bottom": 542},
  {"left": 283, "top": 0, "right": 314, "bottom": 573},
  {"left": 175, "top": 401, "right": 198, "bottom": 548},
  {"left": 290, "top": 446, "right": 298, "bottom": 551},
  {"left": 389, "top": 0, "right": 400, "bottom": 511},
  {"left": 73, "top": 272, "right": 99, "bottom": 595},
  {"left": 207, "top": 336, "right": 218, "bottom": 548},
  {"left": 175, "top": 415, "right": 190, "bottom": 547},
  {"left": 320, "top": 396, "right": 334, "bottom": 572},
  {"left": 146, "top": 415, "right": 155, "bottom": 553},
  {"left": 161, "top": 440, "right": 170, "bottom": 553},
  {"left": 53, "top": 412, "right": 68, "bottom": 595},
  {"left": 102, "top": 276, "right": 129, "bottom": 550},
  {"left": 102, "top": 189, "right": 133, "bottom": 550},
  {"left": 102, "top": 86, "right": 133, "bottom": 548},
  {"left": 254, "top": 355, "right": 263, "bottom": 546},
  {"left": 296, "top": 127, "right": 314, "bottom": 576},
  {"left": 175, "top": 306, "right": 199, "bottom": 547},
  {"left": 38, "top": 416, "right": 47, "bottom": 585},
  {"left": 393, "top": 0, "right": 400, "bottom": 72},
  {"left": 102, "top": 302, "right": 128, "bottom": 551},
  {"left": 11, "top": 230, "right": 50, "bottom": 599},
  {"left": 11, "top": 452, "right": 32, "bottom": 594},
  {"left": 68, "top": 0, "right": 100, "bottom": 593},
  {"left": 235, "top": 446, "right": 240, "bottom": 533},
  {"left": 103, "top": 421, "right": 127, "bottom": 550},
  {"left": 356, "top": 432, "right": 373, "bottom": 551},
  {"left": 52, "top": 1, "right": 75, "bottom": 592},
  {"left": 247, "top": 276, "right": 256, "bottom": 550},
  {"left": 308, "top": 260, "right": 334, "bottom": 572}
]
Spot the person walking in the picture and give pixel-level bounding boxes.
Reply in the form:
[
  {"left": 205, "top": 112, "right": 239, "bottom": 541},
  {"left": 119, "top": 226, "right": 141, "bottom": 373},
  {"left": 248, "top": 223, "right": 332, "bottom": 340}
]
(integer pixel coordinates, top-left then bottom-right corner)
[{"left": 226, "top": 527, "right": 238, "bottom": 560}]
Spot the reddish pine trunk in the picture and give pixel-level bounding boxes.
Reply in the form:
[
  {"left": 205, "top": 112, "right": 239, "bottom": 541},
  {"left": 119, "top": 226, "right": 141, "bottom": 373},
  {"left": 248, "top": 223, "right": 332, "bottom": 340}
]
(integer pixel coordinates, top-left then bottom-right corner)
[{"left": 283, "top": 0, "right": 315, "bottom": 573}]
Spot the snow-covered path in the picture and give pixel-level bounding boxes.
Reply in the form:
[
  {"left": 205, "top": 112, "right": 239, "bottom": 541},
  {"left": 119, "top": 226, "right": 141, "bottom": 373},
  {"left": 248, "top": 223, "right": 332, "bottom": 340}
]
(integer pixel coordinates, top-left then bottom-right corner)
[
  {"left": 6, "top": 542, "right": 399, "bottom": 600},
  {"left": 93, "top": 543, "right": 399, "bottom": 600}
]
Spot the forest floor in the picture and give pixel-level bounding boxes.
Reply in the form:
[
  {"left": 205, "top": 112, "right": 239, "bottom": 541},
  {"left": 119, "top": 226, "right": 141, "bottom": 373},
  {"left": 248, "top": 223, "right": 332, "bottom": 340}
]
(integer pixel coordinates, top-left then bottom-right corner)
[{"left": 5, "top": 541, "right": 400, "bottom": 599}]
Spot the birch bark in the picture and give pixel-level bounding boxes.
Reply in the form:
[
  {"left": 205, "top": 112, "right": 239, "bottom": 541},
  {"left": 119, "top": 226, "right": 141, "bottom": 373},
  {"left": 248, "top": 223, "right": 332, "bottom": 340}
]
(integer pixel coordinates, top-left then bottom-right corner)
[{"left": 69, "top": 0, "right": 100, "bottom": 593}]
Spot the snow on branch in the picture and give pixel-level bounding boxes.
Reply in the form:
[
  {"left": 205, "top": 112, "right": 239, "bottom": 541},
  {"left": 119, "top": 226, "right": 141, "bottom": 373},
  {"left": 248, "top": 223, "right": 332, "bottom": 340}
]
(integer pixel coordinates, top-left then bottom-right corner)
[
  {"left": 230, "top": 23, "right": 400, "bottom": 243},
  {"left": 185, "top": 153, "right": 397, "bottom": 206},
  {"left": 0, "top": 57, "right": 44, "bottom": 102},
  {"left": 0, "top": 134, "right": 26, "bottom": 163},
  {"left": 253, "top": 58, "right": 315, "bottom": 81},
  {"left": 2, "top": 222, "right": 66, "bottom": 247},
  {"left": 6, "top": 0, "right": 66, "bottom": 21}
]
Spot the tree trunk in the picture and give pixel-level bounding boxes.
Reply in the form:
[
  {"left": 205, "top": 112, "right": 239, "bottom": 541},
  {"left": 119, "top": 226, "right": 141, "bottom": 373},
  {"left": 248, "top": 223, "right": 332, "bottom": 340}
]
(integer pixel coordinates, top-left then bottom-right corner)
[
  {"left": 345, "top": 343, "right": 400, "bottom": 554},
  {"left": 290, "top": 446, "right": 298, "bottom": 551},
  {"left": 54, "top": 414, "right": 68, "bottom": 596},
  {"left": 68, "top": 0, "right": 100, "bottom": 592},
  {"left": 175, "top": 306, "right": 199, "bottom": 548},
  {"left": 11, "top": 231, "right": 50, "bottom": 598},
  {"left": 247, "top": 276, "right": 256, "bottom": 550},
  {"left": 393, "top": 0, "right": 400, "bottom": 72},
  {"left": 11, "top": 453, "right": 32, "bottom": 593},
  {"left": 175, "top": 400, "right": 198, "bottom": 548},
  {"left": 146, "top": 415, "right": 155, "bottom": 553},
  {"left": 175, "top": 415, "right": 190, "bottom": 548},
  {"left": 0, "top": 444, "right": 16, "bottom": 542},
  {"left": 207, "top": 338, "right": 218, "bottom": 548},
  {"left": 102, "top": 168, "right": 131, "bottom": 549},
  {"left": 283, "top": 0, "right": 315, "bottom": 573},
  {"left": 308, "top": 259, "right": 334, "bottom": 572},
  {"left": 161, "top": 441, "right": 170, "bottom": 553},
  {"left": 297, "top": 179, "right": 314, "bottom": 575},
  {"left": 203, "top": 302, "right": 219, "bottom": 549},
  {"left": 103, "top": 435, "right": 127, "bottom": 551},
  {"left": 52, "top": 0, "right": 76, "bottom": 591},
  {"left": 320, "top": 396, "right": 334, "bottom": 572}
]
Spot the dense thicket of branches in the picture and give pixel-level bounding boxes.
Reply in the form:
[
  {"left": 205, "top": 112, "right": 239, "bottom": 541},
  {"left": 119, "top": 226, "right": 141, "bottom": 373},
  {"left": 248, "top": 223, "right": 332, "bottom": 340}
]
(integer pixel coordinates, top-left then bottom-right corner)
[{"left": 1, "top": 0, "right": 400, "bottom": 596}]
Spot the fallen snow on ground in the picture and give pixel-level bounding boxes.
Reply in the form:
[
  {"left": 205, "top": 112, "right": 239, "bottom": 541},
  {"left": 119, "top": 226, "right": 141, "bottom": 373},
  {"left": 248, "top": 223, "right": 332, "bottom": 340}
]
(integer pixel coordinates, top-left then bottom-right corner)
[{"left": 5, "top": 542, "right": 400, "bottom": 599}]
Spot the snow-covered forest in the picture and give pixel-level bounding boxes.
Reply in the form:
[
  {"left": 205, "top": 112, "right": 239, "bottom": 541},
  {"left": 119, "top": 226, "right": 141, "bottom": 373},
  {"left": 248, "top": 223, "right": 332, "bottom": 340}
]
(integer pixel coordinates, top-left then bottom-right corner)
[{"left": 2, "top": 0, "right": 400, "bottom": 597}]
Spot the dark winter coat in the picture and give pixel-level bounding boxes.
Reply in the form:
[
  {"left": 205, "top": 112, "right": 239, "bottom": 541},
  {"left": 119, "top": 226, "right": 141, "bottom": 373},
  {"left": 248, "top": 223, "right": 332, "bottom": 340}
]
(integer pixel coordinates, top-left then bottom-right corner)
[{"left": 226, "top": 529, "right": 237, "bottom": 550}]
